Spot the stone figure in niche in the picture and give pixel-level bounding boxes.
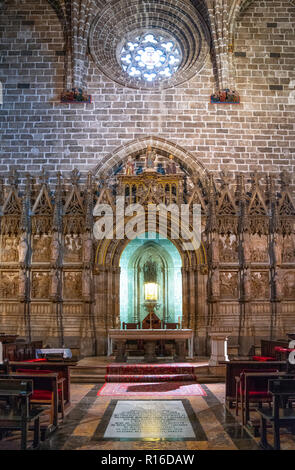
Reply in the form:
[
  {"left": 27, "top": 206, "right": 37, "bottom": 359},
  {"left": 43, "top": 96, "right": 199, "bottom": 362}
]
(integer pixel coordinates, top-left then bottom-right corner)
[
  {"left": 33, "top": 235, "right": 51, "bottom": 262},
  {"left": 1, "top": 273, "right": 18, "bottom": 298},
  {"left": 145, "top": 145, "right": 156, "bottom": 170},
  {"left": 125, "top": 156, "right": 135, "bottom": 176},
  {"left": 273, "top": 234, "right": 282, "bottom": 266},
  {"left": 19, "top": 269, "right": 26, "bottom": 299},
  {"left": 242, "top": 233, "right": 251, "bottom": 265},
  {"left": 211, "top": 235, "right": 219, "bottom": 265},
  {"left": 64, "top": 234, "right": 82, "bottom": 262},
  {"left": 51, "top": 233, "right": 60, "bottom": 264},
  {"left": 166, "top": 155, "right": 177, "bottom": 174},
  {"left": 211, "top": 268, "right": 220, "bottom": 297},
  {"left": 83, "top": 233, "right": 93, "bottom": 263},
  {"left": 82, "top": 270, "right": 91, "bottom": 298},
  {"left": 64, "top": 272, "right": 82, "bottom": 298},
  {"left": 243, "top": 268, "right": 251, "bottom": 299},
  {"left": 274, "top": 268, "right": 284, "bottom": 300},
  {"left": 220, "top": 272, "right": 238, "bottom": 298},
  {"left": 282, "top": 236, "right": 295, "bottom": 263},
  {"left": 219, "top": 234, "right": 238, "bottom": 262},
  {"left": 143, "top": 257, "right": 158, "bottom": 283},
  {"left": 18, "top": 233, "right": 28, "bottom": 267},
  {"left": 51, "top": 269, "right": 59, "bottom": 299},
  {"left": 32, "top": 273, "right": 50, "bottom": 298},
  {"left": 282, "top": 272, "right": 295, "bottom": 299},
  {"left": 1, "top": 236, "right": 19, "bottom": 262},
  {"left": 250, "top": 235, "right": 268, "bottom": 262},
  {"left": 251, "top": 272, "right": 269, "bottom": 299}
]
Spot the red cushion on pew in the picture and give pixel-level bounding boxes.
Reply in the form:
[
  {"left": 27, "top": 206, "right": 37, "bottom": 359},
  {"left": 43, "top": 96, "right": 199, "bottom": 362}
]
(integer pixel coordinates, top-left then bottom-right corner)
[
  {"left": 248, "top": 391, "right": 272, "bottom": 398},
  {"left": 23, "top": 359, "right": 47, "bottom": 362},
  {"left": 237, "top": 387, "right": 272, "bottom": 398},
  {"left": 252, "top": 356, "right": 275, "bottom": 361},
  {"left": 31, "top": 389, "right": 63, "bottom": 401},
  {"left": 274, "top": 347, "right": 288, "bottom": 353}
]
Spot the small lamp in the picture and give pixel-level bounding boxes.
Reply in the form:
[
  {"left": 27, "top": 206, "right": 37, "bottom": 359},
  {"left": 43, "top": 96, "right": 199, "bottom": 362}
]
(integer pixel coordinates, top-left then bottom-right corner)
[{"left": 144, "top": 282, "right": 158, "bottom": 301}]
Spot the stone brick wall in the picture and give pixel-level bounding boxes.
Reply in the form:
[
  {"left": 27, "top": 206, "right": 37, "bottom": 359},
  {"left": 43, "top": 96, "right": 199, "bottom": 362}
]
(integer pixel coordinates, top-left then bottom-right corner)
[{"left": 0, "top": 0, "right": 294, "bottom": 180}]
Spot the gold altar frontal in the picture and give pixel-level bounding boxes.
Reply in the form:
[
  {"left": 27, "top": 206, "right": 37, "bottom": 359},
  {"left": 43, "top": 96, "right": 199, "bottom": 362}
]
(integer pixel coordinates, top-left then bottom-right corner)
[{"left": 108, "top": 329, "right": 194, "bottom": 361}]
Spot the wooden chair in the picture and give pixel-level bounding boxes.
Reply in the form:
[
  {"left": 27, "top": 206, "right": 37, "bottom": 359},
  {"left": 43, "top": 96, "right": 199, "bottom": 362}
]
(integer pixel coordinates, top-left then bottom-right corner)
[
  {"left": 258, "top": 378, "right": 295, "bottom": 450},
  {"left": 235, "top": 368, "right": 279, "bottom": 424},
  {"left": 122, "top": 322, "right": 140, "bottom": 329},
  {"left": 163, "top": 322, "right": 179, "bottom": 329},
  {"left": 14, "top": 369, "right": 65, "bottom": 426},
  {"left": 0, "top": 378, "right": 43, "bottom": 450}
]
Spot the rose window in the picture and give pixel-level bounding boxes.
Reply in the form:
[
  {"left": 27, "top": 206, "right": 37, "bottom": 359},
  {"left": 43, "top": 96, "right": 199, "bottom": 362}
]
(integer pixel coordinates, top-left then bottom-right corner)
[{"left": 119, "top": 32, "right": 182, "bottom": 83}]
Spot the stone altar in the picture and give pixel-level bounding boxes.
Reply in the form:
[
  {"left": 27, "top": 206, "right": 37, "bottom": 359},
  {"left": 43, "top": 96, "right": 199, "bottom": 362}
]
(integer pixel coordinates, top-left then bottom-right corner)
[{"left": 108, "top": 329, "right": 194, "bottom": 361}]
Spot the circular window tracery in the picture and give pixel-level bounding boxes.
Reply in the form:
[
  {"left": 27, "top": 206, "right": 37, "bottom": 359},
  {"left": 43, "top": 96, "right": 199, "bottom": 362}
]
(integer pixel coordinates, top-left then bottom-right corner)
[
  {"left": 89, "top": 0, "right": 211, "bottom": 90},
  {"left": 119, "top": 32, "right": 182, "bottom": 83}
]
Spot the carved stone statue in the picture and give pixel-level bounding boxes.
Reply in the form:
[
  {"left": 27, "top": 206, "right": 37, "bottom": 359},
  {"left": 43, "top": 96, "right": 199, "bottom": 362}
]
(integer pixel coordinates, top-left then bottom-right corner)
[
  {"left": 51, "top": 269, "right": 59, "bottom": 299},
  {"left": 32, "top": 273, "right": 50, "bottom": 298},
  {"left": 18, "top": 233, "right": 28, "bottom": 266},
  {"left": 243, "top": 268, "right": 251, "bottom": 299},
  {"left": 125, "top": 156, "right": 135, "bottom": 176},
  {"left": 64, "top": 234, "right": 82, "bottom": 262},
  {"left": 273, "top": 234, "right": 282, "bottom": 266},
  {"left": 243, "top": 233, "right": 251, "bottom": 264},
  {"left": 1, "top": 273, "right": 18, "bottom": 298},
  {"left": 274, "top": 268, "right": 284, "bottom": 299},
  {"left": 251, "top": 272, "right": 269, "bottom": 299},
  {"left": 251, "top": 234, "right": 268, "bottom": 262},
  {"left": 220, "top": 272, "right": 238, "bottom": 298},
  {"left": 211, "top": 268, "right": 220, "bottom": 297},
  {"left": 145, "top": 145, "right": 156, "bottom": 170},
  {"left": 1, "top": 236, "right": 19, "bottom": 262},
  {"left": 211, "top": 235, "right": 219, "bottom": 264},
  {"left": 51, "top": 233, "right": 60, "bottom": 264},
  {"left": 64, "top": 272, "right": 82, "bottom": 298},
  {"left": 166, "top": 155, "right": 177, "bottom": 174},
  {"left": 83, "top": 233, "right": 93, "bottom": 263},
  {"left": 33, "top": 235, "right": 51, "bottom": 262},
  {"left": 19, "top": 270, "right": 26, "bottom": 299},
  {"left": 82, "top": 270, "right": 91, "bottom": 298}
]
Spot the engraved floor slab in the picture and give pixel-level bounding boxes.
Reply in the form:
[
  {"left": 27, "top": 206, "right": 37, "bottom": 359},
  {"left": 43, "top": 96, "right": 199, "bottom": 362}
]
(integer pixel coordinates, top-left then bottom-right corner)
[{"left": 102, "top": 400, "right": 196, "bottom": 440}]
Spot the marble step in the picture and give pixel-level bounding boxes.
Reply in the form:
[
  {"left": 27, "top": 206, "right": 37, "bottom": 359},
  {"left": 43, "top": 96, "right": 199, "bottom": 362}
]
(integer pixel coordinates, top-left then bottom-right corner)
[
  {"left": 71, "top": 374, "right": 106, "bottom": 383},
  {"left": 70, "top": 366, "right": 107, "bottom": 376}
]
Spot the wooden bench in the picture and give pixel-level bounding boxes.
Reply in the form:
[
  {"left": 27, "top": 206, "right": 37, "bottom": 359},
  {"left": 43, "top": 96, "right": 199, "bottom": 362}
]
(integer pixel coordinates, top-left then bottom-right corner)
[
  {"left": 10, "top": 360, "right": 76, "bottom": 405},
  {"left": 0, "top": 378, "right": 43, "bottom": 450},
  {"left": 258, "top": 378, "right": 295, "bottom": 450},
  {"left": 1, "top": 371, "right": 65, "bottom": 428},
  {"left": 222, "top": 360, "right": 287, "bottom": 408}
]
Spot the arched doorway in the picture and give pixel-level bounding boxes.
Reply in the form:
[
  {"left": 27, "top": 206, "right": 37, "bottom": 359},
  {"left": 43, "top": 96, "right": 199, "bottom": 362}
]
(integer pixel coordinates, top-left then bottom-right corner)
[{"left": 119, "top": 232, "right": 182, "bottom": 327}]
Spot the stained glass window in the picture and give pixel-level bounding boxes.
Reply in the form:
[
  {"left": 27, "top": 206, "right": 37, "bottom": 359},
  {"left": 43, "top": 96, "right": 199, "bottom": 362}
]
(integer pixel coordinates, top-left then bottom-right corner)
[{"left": 119, "top": 32, "right": 182, "bottom": 83}]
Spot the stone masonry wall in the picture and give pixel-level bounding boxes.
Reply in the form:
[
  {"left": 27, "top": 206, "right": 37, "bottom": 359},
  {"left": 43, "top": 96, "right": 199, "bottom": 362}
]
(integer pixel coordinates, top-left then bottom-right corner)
[{"left": 0, "top": 0, "right": 294, "bottom": 180}]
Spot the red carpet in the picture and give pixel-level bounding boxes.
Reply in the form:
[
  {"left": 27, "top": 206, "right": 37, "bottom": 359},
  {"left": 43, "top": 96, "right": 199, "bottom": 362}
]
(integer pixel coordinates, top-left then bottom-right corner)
[
  {"left": 97, "top": 382, "right": 206, "bottom": 397},
  {"left": 105, "top": 363, "right": 197, "bottom": 383},
  {"left": 106, "top": 374, "right": 196, "bottom": 382}
]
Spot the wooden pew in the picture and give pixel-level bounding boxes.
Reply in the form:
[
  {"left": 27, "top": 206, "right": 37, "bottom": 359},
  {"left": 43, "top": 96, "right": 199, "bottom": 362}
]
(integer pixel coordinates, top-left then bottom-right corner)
[
  {"left": 2, "top": 340, "right": 42, "bottom": 362},
  {"left": 260, "top": 339, "right": 288, "bottom": 359},
  {"left": 1, "top": 372, "right": 65, "bottom": 428},
  {"left": 258, "top": 378, "right": 295, "bottom": 450},
  {"left": 223, "top": 360, "right": 287, "bottom": 407},
  {"left": 9, "top": 360, "right": 76, "bottom": 405},
  {"left": 0, "top": 378, "right": 43, "bottom": 450}
]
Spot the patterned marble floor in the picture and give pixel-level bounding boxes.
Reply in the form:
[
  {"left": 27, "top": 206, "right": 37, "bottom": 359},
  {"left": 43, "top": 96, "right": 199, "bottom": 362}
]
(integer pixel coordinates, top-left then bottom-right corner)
[
  {"left": 1, "top": 382, "right": 295, "bottom": 450},
  {"left": 40, "top": 383, "right": 260, "bottom": 451}
]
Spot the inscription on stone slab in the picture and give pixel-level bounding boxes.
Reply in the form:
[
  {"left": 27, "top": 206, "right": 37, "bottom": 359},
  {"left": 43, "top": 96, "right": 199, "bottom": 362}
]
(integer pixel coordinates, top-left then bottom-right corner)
[{"left": 104, "top": 400, "right": 196, "bottom": 439}]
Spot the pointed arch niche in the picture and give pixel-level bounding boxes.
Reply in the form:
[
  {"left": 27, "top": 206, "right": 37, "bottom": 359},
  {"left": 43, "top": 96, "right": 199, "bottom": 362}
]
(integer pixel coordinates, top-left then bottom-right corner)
[{"left": 119, "top": 233, "right": 183, "bottom": 327}]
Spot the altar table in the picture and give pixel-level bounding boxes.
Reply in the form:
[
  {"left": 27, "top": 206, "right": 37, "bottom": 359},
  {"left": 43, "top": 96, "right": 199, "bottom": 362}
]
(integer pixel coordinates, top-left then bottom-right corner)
[{"left": 108, "top": 329, "right": 194, "bottom": 361}]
